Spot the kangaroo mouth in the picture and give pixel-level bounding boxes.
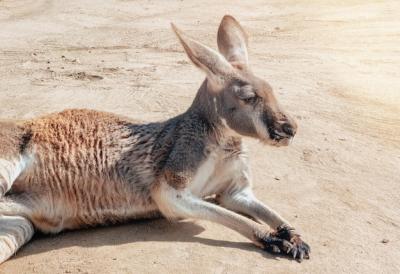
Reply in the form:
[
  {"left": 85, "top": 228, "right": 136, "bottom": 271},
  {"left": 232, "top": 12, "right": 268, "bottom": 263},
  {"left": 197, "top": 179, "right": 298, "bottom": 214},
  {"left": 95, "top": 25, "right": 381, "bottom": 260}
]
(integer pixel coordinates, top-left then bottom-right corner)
[
  {"left": 270, "top": 130, "right": 287, "bottom": 141},
  {"left": 253, "top": 115, "right": 293, "bottom": 147},
  {"left": 268, "top": 127, "right": 291, "bottom": 140},
  {"left": 265, "top": 128, "right": 293, "bottom": 146}
]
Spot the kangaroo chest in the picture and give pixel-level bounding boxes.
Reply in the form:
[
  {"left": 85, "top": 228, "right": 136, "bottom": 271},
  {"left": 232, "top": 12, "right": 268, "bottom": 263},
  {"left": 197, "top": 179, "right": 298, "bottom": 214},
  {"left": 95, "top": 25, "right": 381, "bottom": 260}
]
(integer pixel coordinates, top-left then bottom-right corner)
[{"left": 188, "top": 147, "right": 249, "bottom": 197}]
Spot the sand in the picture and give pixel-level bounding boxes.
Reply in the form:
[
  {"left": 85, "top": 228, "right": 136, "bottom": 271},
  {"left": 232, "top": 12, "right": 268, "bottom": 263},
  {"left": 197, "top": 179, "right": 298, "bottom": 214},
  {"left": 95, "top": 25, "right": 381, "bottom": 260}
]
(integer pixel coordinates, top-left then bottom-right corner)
[{"left": 0, "top": 0, "right": 399, "bottom": 273}]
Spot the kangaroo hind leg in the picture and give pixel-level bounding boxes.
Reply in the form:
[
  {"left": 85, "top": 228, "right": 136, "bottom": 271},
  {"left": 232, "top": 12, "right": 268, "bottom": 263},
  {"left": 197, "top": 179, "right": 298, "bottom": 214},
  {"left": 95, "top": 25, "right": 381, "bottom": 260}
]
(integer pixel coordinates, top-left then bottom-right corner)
[
  {"left": 0, "top": 215, "right": 34, "bottom": 264},
  {"left": 0, "top": 195, "right": 35, "bottom": 264}
]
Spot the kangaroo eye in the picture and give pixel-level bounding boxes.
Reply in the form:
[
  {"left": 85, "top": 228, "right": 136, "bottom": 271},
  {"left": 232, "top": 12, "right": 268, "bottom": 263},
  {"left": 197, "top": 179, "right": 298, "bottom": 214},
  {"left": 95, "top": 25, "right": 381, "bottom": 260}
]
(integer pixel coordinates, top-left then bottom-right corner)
[
  {"left": 242, "top": 97, "right": 255, "bottom": 104},
  {"left": 233, "top": 85, "right": 257, "bottom": 103}
]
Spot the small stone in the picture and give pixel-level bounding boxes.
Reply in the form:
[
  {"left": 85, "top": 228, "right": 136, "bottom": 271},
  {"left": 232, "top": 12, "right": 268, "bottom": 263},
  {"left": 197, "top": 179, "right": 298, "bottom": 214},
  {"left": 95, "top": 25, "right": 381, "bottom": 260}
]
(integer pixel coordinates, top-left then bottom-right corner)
[
  {"left": 381, "top": 239, "right": 389, "bottom": 244},
  {"left": 274, "top": 177, "right": 280, "bottom": 181}
]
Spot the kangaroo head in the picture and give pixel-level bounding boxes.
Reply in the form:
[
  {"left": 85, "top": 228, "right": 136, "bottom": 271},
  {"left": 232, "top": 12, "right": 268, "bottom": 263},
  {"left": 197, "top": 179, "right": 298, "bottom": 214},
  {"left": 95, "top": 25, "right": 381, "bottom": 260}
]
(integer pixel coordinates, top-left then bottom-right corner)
[{"left": 172, "top": 15, "right": 297, "bottom": 147}]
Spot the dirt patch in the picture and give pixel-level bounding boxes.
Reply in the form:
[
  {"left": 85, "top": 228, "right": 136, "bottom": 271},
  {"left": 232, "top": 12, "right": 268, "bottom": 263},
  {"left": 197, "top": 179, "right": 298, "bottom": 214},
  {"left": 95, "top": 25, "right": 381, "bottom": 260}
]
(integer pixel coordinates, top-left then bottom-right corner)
[{"left": 66, "top": 72, "right": 104, "bottom": 81}]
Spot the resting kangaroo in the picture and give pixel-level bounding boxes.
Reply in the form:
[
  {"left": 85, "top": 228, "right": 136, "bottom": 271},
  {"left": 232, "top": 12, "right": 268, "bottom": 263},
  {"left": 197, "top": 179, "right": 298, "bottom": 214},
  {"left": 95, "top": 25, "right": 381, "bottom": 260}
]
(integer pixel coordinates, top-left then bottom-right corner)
[{"left": 0, "top": 15, "right": 310, "bottom": 264}]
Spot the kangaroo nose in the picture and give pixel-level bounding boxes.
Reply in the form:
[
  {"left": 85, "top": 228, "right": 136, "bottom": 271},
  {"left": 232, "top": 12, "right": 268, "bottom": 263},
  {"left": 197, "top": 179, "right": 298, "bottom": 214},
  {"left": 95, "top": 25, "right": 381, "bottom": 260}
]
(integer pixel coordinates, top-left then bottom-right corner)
[{"left": 282, "top": 123, "right": 295, "bottom": 136}]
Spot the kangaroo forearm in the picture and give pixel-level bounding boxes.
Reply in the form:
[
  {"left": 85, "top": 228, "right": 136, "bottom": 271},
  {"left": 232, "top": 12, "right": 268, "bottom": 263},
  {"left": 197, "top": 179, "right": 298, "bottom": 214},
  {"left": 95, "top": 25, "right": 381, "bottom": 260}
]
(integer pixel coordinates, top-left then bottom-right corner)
[
  {"left": 249, "top": 198, "right": 291, "bottom": 229},
  {"left": 153, "top": 183, "right": 267, "bottom": 242},
  {"left": 191, "top": 199, "right": 266, "bottom": 241},
  {"left": 219, "top": 188, "right": 291, "bottom": 229}
]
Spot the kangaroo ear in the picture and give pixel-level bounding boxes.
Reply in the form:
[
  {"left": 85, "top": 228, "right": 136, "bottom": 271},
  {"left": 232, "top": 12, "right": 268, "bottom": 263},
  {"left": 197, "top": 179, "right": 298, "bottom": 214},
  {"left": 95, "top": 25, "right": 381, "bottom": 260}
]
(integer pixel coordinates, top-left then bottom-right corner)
[
  {"left": 171, "top": 23, "right": 233, "bottom": 85},
  {"left": 217, "top": 15, "right": 249, "bottom": 66}
]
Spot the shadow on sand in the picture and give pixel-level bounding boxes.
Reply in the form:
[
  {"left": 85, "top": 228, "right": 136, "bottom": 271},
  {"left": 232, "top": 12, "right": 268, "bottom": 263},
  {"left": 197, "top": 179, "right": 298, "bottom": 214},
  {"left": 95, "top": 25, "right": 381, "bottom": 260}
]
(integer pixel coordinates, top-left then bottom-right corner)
[{"left": 13, "top": 218, "right": 294, "bottom": 262}]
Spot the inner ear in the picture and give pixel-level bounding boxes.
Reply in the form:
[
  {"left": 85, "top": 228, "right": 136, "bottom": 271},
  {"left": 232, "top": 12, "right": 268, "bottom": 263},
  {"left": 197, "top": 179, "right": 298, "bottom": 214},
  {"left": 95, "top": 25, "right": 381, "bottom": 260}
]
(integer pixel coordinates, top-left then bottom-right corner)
[
  {"left": 171, "top": 23, "right": 234, "bottom": 86},
  {"left": 217, "top": 15, "right": 249, "bottom": 66}
]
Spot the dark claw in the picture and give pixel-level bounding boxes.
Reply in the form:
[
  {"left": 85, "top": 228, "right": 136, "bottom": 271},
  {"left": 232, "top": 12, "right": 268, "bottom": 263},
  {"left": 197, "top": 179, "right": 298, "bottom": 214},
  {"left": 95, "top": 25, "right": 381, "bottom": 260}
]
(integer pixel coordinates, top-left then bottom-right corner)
[
  {"left": 261, "top": 236, "right": 292, "bottom": 255},
  {"left": 292, "top": 248, "right": 298, "bottom": 259},
  {"left": 304, "top": 243, "right": 311, "bottom": 256},
  {"left": 305, "top": 250, "right": 310, "bottom": 259},
  {"left": 301, "top": 242, "right": 310, "bottom": 259},
  {"left": 299, "top": 249, "right": 304, "bottom": 262},
  {"left": 272, "top": 225, "right": 311, "bottom": 262},
  {"left": 271, "top": 245, "right": 280, "bottom": 253},
  {"left": 264, "top": 243, "right": 280, "bottom": 254}
]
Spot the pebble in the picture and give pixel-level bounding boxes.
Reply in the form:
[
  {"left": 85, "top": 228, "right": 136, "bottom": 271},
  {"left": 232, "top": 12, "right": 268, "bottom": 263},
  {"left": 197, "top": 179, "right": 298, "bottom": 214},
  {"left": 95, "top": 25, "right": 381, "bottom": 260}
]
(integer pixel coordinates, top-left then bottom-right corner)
[{"left": 381, "top": 239, "right": 389, "bottom": 244}]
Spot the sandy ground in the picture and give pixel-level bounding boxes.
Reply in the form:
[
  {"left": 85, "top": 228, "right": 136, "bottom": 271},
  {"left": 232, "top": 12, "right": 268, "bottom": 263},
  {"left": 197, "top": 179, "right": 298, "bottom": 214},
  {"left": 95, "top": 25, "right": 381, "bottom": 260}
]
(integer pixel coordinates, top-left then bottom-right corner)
[{"left": 0, "top": 0, "right": 399, "bottom": 273}]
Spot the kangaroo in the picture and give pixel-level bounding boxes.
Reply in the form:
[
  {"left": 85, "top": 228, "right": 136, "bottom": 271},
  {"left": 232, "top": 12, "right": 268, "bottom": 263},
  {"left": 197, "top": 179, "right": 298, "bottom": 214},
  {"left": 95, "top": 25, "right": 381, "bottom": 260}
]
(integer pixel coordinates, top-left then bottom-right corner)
[{"left": 0, "top": 15, "right": 310, "bottom": 264}]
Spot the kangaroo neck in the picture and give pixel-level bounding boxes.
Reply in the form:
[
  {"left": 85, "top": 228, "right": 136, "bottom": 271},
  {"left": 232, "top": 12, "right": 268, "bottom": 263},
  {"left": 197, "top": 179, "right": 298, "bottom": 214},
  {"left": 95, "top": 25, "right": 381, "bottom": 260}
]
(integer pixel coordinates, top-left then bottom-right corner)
[
  {"left": 186, "top": 79, "right": 221, "bottom": 126},
  {"left": 181, "top": 79, "right": 240, "bottom": 146}
]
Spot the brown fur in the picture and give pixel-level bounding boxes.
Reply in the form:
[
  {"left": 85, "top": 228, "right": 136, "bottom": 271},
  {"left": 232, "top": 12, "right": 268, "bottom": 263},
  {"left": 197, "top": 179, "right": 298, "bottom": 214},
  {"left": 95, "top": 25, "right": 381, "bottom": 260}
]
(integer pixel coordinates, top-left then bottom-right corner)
[{"left": 12, "top": 109, "right": 159, "bottom": 231}]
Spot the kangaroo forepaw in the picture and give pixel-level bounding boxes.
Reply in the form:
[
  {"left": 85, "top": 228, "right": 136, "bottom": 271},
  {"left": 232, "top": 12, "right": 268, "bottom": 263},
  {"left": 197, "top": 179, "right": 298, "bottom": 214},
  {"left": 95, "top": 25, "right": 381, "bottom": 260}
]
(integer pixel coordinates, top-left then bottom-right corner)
[
  {"left": 273, "top": 224, "right": 311, "bottom": 262},
  {"left": 260, "top": 235, "right": 293, "bottom": 255},
  {"left": 259, "top": 225, "right": 310, "bottom": 262}
]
